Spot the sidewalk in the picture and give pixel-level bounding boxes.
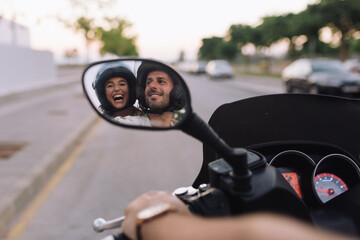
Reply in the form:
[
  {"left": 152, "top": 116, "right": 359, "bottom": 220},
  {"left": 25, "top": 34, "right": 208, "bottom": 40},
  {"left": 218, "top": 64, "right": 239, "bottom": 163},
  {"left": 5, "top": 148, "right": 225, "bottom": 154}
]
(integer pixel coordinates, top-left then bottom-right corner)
[{"left": 0, "top": 66, "right": 99, "bottom": 235}]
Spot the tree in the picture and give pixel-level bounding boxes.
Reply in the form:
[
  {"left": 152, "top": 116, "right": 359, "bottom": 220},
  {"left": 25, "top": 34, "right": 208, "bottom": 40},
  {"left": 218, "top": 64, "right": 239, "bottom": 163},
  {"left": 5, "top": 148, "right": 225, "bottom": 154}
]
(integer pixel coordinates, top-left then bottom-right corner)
[
  {"left": 58, "top": 0, "right": 119, "bottom": 61},
  {"left": 230, "top": 15, "right": 299, "bottom": 58},
  {"left": 255, "top": 15, "right": 293, "bottom": 47},
  {"left": 74, "top": 17, "right": 96, "bottom": 61},
  {"left": 228, "top": 24, "right": 257, "bottom": 48},
  {"left": 198, "top": 0, "right": 360, "bottom": 61},
  {"left": 284, "top": 7, "right": 328, "bottom": 58},
  {"left": 315, "top": 0, "right": 360, "bottom": 60},
  {"left": 221, "top": 41, "right": 238, "bottom": 60},
  {"left": 198, "top": 37, "right": 237, "bottom": 61},
  {"left": 349, "top": 38, "right": 360, "bottom": 54},
  {"left": 96, "top": 17, "right": 138, "bottom": 57},
  {"left": 198, "top": 37, "right": 223, "bottom": 60}
]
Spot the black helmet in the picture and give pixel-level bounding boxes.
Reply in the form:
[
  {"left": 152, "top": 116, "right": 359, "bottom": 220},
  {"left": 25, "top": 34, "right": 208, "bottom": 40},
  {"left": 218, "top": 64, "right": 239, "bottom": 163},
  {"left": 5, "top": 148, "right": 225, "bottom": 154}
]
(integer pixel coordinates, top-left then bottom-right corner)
[
  {"left": 136, "top": 62, "right": 185, "bottom": 113},
  {"left": 93, "top": 65, "right": 137, "bottom": 113}
]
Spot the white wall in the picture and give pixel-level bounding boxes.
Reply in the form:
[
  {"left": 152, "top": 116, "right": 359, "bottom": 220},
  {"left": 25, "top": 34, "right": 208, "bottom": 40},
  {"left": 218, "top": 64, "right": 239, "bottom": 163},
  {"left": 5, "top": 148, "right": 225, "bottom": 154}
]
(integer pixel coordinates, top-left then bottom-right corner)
[
  {"left": 0, "top": 44, "right": 56, "bottom": 96},
  {"left": 0, "top": 18, "right": 56, "bottom": 96},
  {"left": 0, "top": 18, "right": 30, "bottom": 47}
]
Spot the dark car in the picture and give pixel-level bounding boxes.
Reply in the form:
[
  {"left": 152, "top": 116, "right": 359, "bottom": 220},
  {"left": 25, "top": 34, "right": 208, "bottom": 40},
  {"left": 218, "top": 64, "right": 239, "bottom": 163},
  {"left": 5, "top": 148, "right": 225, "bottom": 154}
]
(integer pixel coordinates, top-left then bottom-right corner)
[{"left": 282, "top": 58, "right": 360, "bottom": 97}]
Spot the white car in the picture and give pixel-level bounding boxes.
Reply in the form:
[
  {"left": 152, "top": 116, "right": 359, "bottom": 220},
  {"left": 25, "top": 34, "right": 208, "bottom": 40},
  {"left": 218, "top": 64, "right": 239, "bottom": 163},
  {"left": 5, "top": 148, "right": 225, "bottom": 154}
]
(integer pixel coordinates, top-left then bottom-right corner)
[
  {"left": 344, "top": 59, "right": 360, "bottom": 73},
  {"left": 205, "top": 60, "right": 234, "bottom": 79}
]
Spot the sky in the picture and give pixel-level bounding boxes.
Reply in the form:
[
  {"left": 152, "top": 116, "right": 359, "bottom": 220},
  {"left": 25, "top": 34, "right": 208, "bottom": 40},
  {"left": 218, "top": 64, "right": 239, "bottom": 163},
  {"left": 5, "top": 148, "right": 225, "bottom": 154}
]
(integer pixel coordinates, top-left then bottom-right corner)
[{"left": 1, "top": 0, "right": 318, "bottom": 63}]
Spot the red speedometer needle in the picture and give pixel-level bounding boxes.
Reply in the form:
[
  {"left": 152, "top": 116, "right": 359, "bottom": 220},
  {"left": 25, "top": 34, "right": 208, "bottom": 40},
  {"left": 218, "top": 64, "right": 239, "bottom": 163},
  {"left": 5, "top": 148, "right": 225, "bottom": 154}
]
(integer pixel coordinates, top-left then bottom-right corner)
[
  {"left": 316, "top": 188, "right": 328, "bottom": 192},
  {"left": 316, "top": 188, "right": 335, "bottom": 195},
  {"left": 316, "top": 189, "right": 329, "bottom": 192}
]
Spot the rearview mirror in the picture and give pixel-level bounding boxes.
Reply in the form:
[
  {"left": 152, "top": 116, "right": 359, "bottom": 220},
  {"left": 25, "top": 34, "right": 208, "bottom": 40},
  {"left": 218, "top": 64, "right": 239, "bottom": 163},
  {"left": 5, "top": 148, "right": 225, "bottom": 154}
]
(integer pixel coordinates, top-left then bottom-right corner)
[{"left": 82, "top": 59, "right": 191, "bottom": 129}]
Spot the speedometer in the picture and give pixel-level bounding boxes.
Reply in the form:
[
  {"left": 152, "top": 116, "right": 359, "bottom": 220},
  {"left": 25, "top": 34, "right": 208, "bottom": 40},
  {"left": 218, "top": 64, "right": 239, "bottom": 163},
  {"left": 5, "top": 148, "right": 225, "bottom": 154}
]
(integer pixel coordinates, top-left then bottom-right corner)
[{"left": 314, "top": 173, "right": 348, "bottom": 203}]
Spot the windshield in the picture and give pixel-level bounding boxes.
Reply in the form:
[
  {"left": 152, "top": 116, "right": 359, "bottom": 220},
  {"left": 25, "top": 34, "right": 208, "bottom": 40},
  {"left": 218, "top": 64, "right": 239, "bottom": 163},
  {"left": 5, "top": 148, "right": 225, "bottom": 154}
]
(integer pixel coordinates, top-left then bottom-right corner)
[
  {"left": 312, "top": 61, "right": 349, "bottom": 74},
  {"left": 213, "top": 61, "right": 231, "bottom": 69}
]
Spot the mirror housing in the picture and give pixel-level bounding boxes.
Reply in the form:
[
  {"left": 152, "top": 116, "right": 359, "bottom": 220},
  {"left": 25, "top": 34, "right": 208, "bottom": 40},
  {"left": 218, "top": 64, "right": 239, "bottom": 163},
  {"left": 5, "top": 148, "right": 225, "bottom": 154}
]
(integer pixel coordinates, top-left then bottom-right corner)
[{"left": 82, "top": 58, "right": 192, "bottom": 129}]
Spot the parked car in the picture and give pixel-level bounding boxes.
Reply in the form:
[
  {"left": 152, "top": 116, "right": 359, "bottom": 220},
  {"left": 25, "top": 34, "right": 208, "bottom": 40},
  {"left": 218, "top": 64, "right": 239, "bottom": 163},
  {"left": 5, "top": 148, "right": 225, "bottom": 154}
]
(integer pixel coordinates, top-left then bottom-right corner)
[
  {"left": 188, "top": 60, "right": 207, "bottom": 74},
  {"left": 205, "top": 60, "right": 233, "bottom": 78},
  {"left": 343, "top": 59, "right": 360, "bottom": 73},
  {"left": 177, "top": 60, "right": 207, "bottom": 74},
  {"left": 282, "top": 58, "right": 360, "bottom": 97}
]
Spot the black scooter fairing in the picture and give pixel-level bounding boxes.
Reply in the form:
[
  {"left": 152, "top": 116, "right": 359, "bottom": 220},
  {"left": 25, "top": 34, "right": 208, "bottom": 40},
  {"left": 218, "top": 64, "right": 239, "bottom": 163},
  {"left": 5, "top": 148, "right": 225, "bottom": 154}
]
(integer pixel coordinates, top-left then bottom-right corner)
[{"left": 194, "top": 93, "right": 360, "bottom": 187}]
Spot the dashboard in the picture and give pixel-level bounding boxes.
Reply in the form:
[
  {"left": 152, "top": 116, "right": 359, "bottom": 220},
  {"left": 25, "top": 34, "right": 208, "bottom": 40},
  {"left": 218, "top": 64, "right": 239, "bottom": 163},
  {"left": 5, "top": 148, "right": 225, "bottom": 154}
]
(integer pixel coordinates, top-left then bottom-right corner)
[
  {"left": 251, "top": 143, "right": 360, "bottom": 208},
  {"left": 196, "top": 140, "right": 360, "bottom": 236}
]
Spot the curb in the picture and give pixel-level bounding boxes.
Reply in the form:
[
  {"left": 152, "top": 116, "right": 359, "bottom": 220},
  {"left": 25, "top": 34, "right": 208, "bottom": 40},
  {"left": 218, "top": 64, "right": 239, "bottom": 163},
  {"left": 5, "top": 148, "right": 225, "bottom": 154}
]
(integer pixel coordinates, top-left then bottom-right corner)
[
  {"left": 0, "top": 79, "right": 79, "bottom": 107},
  {"left": 0, "top": 113, "right": 100, "bottom": 234}
]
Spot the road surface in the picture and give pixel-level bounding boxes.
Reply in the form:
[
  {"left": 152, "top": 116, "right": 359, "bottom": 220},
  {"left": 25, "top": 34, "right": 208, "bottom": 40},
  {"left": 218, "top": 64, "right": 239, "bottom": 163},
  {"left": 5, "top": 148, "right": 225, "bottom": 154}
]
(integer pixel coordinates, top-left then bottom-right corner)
[{"left": 3, "top": 70, "right": 284, "bottom": 240}]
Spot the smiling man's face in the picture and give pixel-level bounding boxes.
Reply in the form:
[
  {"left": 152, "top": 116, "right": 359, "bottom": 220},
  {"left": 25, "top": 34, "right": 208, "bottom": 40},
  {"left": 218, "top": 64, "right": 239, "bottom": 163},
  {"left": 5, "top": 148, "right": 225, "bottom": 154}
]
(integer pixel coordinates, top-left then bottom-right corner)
[{"left": 145, "top": 71, "right": 174, "bottom": 111}]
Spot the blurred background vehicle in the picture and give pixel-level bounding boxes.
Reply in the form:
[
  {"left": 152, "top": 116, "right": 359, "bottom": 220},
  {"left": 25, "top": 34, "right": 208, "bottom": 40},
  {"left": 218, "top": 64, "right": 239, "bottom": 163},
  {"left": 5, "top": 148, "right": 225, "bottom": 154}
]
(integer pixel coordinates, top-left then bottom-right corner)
[
  {"left": 205, "top": 60, "right": 234, "bottom": 79},
  {"left": 177, "top": 60, "right": 207, "bottom": 74},
  {"left": 188, "top": 60, "right": 207, "bottom": 74},
  {"left": 281, "top": 58, "right": 360, "bottom": 97},
  {"left": 343, "top": 59, "right": 360, "bottom": 73}
]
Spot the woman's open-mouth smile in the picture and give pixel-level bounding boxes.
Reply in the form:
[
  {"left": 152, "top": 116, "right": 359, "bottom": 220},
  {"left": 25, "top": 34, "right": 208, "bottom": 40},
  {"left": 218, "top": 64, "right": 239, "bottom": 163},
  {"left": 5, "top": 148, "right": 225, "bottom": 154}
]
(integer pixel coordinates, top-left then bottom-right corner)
[{"left": 113, "top": 94, "right": 124, "bottom": 102}]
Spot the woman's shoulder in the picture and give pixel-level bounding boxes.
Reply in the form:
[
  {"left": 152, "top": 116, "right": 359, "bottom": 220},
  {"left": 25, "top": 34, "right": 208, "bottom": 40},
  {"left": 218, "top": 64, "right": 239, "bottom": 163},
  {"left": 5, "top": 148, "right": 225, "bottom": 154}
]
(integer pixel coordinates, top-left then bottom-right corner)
[{"left": 130, "top": 106, "right": 143, "bottom": 116}]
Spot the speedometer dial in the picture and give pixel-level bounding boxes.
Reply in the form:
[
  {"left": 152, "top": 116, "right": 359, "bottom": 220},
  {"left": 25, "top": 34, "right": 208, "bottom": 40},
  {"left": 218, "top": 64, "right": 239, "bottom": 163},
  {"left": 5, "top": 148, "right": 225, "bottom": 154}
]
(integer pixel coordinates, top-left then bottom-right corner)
[{"left": 314, "top": 173, "right": 348, "bottom": 203}]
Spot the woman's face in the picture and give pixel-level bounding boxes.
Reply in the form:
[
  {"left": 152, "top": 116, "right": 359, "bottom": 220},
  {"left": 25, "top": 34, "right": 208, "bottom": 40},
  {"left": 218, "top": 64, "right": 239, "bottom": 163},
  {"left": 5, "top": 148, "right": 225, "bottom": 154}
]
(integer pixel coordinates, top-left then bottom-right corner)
[{"left": 105, "top": 77, "right": 129, "bottom": 110}]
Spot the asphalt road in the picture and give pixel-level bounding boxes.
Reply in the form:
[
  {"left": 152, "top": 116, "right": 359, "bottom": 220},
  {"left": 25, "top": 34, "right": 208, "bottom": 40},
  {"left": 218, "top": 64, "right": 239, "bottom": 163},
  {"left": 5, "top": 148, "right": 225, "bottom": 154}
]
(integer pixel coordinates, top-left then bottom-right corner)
[{"left": 7, "top": 71, "right": 284, "bottom": 240}]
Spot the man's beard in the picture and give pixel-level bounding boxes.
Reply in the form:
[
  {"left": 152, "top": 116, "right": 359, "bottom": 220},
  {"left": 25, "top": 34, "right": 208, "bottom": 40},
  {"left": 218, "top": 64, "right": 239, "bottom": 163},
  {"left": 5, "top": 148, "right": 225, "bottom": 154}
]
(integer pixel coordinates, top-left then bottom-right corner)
[{"left": 146, "top": 90, "right": 170, "bottom": 111}]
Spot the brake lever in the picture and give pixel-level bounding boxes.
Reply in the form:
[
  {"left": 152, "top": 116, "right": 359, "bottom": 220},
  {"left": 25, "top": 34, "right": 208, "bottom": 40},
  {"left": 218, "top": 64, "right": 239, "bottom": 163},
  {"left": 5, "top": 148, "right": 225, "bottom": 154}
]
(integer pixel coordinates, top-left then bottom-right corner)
[
  {"left": 93, "top": 216, "right": 125, "bottom": 232},
  {"left": 93, "top": 186, "right": 203, "bottom": 234}
]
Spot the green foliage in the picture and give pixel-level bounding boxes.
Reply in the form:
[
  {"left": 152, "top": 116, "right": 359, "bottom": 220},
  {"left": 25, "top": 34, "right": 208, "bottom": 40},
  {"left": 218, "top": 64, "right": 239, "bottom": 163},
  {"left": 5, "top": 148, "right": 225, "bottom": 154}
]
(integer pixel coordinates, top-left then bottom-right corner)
[
  {"left": 198, "top": 37, "right": 222, "bottom": 60},
  {"left": 71, "top": 16, "right": 97, "bottom": 61},
  {"left": 298, "top": 39, "right": 338, "bottom": 57},
  {"left": 59, "top": 1, "right": 137, "bottom": 59},
  {"left": 319, "top": 0, "right": 360, "bottom": 34},
  {"left": 255, "top": 14, "right": 297, "bottom": 46},
  {"left": 96, "top": 18, "right": 138, "bottom": 57},
  {"left": 198, "top": 37, "right": 237, "bottom": 61},
  {"left": 349, "top": 38, "right": 360, "bottom": 53},
  {"left": 76, "top": 17, "right": 96, "bottom": 41},
  {"left": 296, "top": 4, "right": 328, "bottom": 37},
  {"left": 228, "top": 24, "right": 256, "bottom": 47},
  {"left": 221, "top": 41, "right": 238, "bottom": 60},
  {"left": 316, "top": 0, "right": 360, "bottom": 59},
  {"left": 199, "top": 0, "right": 360, "bottom": 61}
]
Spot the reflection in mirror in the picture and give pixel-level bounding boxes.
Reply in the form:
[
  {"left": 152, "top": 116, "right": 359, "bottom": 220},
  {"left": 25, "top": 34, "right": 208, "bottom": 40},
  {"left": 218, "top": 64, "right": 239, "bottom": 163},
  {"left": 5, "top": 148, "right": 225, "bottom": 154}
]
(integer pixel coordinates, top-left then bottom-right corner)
[{"left": 83, "top": 59, "right": 190, "bottom": 129}]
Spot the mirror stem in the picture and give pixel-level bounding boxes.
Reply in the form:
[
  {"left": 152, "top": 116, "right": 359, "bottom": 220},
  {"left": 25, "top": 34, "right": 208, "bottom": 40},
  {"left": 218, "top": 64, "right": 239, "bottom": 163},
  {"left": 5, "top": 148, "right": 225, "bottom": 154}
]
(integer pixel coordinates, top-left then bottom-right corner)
[{"left": 181, "top": 113, "right": 234, "bottom": 158}]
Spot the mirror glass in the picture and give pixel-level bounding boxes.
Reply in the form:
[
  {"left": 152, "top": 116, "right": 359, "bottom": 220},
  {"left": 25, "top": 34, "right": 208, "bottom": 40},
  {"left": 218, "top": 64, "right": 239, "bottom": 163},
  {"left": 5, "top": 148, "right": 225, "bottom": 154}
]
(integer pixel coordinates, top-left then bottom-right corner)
[{"left": 82, "top": 59, "right": 191, "bottom": 129}]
